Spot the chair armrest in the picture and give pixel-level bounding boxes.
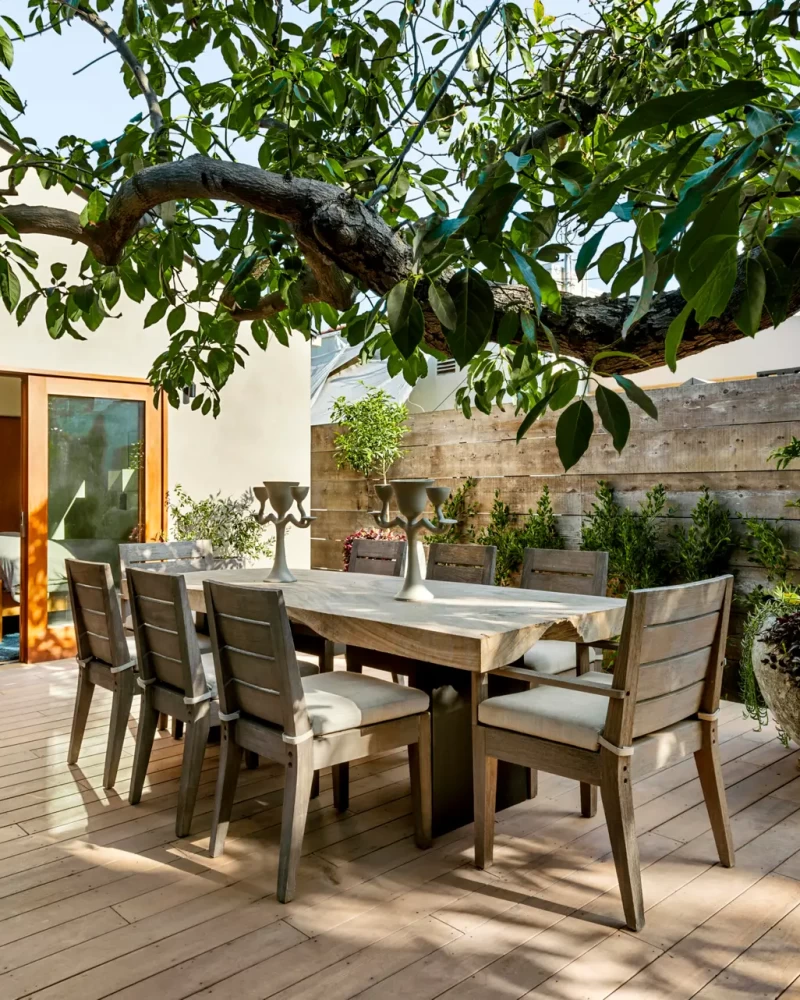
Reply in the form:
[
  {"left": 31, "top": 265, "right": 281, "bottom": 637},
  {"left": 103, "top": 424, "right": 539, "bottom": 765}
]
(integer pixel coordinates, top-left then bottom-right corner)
[
  {"left": 492, "top": 665, "right": 626, "bottom": 700},
  {"left": 583, "top": 639, "right": 620, "bottom": 651}
]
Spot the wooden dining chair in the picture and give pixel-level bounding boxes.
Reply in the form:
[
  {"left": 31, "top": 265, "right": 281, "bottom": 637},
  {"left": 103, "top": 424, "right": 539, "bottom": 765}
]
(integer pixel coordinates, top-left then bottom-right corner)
[
  {"left": 66, "top": 559, "right": 139, "bottom": 789},
  {"left": 426, "top": 543, "right": 497, "bottom": 585},
  {"left": 297, "top": 536, "right": 408, "bottom": 675},
  {"left": 474, "top": 574, "right": 735, "bottom": 931},
  {"left": 126, "top": 566, "right": 220, "bottom": 836},
  {"left": 120, "top": 540, "right": 215, "bottom": 737},
  {"left": 203, "top": 579, "right": 432, "bottom": 902}
]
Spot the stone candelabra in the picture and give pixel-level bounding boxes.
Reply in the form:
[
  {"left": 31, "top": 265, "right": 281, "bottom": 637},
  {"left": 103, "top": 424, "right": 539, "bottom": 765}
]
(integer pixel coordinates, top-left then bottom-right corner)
[
  {"left": 372, "top": 478, "right": 456, "bottom": 602},
  {"left": 253, "top": 481, "right": 315, "bottom": 583}
]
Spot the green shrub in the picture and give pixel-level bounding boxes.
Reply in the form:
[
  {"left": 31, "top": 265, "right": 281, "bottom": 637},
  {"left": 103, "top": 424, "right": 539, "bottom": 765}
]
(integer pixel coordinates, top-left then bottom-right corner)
[
  {"left": 168, "top": 485, "right": 271, "bottom": 561},
  {"left": 581, "top": 480, "right": 669, "bottom": 596},
  {"left": 739, "top": 515, "right": 792, "bottom": 584},
  {"left": 436, "top": 477, "right": 478, "bottom": 544},
  {"left": 670, "top": 487, "right": 734, "bottom": 583},
  {"left": 517, "top": 485, "right": 565, "bottom": 553}
]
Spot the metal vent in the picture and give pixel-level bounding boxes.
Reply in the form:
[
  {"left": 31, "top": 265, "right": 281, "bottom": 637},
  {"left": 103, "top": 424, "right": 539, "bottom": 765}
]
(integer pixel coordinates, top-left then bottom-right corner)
[{"left": 437, "top": 358, "right": 457, "bottom": 375}]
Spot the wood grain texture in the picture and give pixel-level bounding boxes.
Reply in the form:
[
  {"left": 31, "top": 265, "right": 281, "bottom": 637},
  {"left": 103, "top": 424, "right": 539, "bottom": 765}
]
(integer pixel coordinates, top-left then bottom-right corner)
[{"left": 122, "top": 567, "right": 626, "bottom": 674}]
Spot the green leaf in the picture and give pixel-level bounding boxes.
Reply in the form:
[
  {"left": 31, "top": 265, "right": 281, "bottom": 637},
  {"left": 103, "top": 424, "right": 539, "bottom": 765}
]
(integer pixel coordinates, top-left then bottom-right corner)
[
  {"left": 555, "top": 399, "right": 594, "bottom": 471},
  {"left": 387, "top": 279, "right": 415, "bottom": 334},
  {"left": 734, "top": 258, "right": 766, "bottom": 337},
  {"left": 251, "top": 319, "right": 269, "bottom": 350},
  {"left": 392, "top": 298, "right": 425, "bottom": 359},
  {"left": 516, "top": 388, "right": 556, "bottom": 442},
  {"left": 761, "top": 249, "right": 792, "bottom": 325},
  {"left": 595, "top": 385, "right": 630, "bottom": 454},
  {"left": 611, "top": 80, "right": 770, "bottom": 141},
  {"left": 0, "top": 258, "right": 20, "bottom": 312},
  {"left": 123, "top": 0, "right": 140, "bottom": 35},
  {"left": 15, "top": 291, "right": 37, "bottom": 325},
  {"left": 745, "top": 104, "right": 778, "bottom": 138},
  {"left": 497, "top": 310, "right": 519, "bottom": 347},
  {"left": 509, "top": 248, "right": 542, "bottom": 316},
  {"left": 480, "top": 183, "right": 521, "bottom": 242},
  {"left": 664, "top": 302, "right": 693, "bottom": 372},
  {"left": 86, "top": 190, "right": 106, "bottom": 224},
  {"left": 444, "top": 269, "right": 495, "bottom": 367},
  {"left": 637, "top": 212, "right": 661, "bottom": 252},
  {"left": 622, "top": 248, "right": 658, "bottom": 336},
  {"left": 610, "top": 255, "right": 643, "bottom": 298},
  {"left": 167, "top": 304, "right": 186, "bottom": 334},
  {"left": 520, "top": 311, "right": 536, "bottom": 345},
  {"left": 50, "top": 262, "right": 67, "bottom": 281},
  {"left": 0, "top": 212, "right": 19, "bottom": 239},
  {"left": 0, "top": 26, "right": 13, "bottom": 70},
  {"left": 575, "top": 228, "right": 605, "bottom": 281},
  {"left": 597, "top": 242, "right": 626, "bottom": 283},
  {"left": 548, "top": 369, "right": 579, "bottom": 411},
  {"left": 527, "top": 257, "right": 561, "bottom": 314},
  {"left": 504, "top": 151, "right": 533, "bottom": 172},
  {"left": 72, "top": 285, "right": 94, "bottom": 312},
  {"left": 144, "top": 298, "right": 169, "bottom": 328},
  {"left": 613, "top": 374, "right": 658, "bottom": 420},
  {"left": 427, "top": 280, "right": 456, "bottom": 330}
]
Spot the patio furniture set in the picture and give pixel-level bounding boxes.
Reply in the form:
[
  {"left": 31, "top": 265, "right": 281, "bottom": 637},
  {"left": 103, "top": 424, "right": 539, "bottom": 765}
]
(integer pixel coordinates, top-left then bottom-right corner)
[{"left": 63, "top": 484, "right": 736, "bottom": 933}]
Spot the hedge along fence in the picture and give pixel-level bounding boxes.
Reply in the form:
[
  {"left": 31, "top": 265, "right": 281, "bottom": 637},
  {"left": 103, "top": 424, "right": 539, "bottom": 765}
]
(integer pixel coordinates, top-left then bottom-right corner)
[{"left": 311, "top": 373, "right": 800, "bottom": 691}]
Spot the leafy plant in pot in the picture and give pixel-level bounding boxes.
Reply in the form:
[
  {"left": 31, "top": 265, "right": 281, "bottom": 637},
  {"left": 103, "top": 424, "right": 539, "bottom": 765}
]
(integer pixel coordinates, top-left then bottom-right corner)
[{"left": 749, "top": 599, "right": 800, "bottom": 747}]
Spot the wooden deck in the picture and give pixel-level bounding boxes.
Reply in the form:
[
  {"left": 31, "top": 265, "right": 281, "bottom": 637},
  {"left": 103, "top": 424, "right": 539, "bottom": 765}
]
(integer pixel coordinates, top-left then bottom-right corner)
[{"left": 1, "top": 659, "right": 799, "bottom": 1000}]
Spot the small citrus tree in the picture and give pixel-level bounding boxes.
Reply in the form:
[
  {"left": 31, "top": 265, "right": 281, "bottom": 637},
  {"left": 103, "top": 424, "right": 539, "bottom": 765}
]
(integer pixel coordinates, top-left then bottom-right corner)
[{"left": 330, "top": 388, "right": 408, "bottom": 484}]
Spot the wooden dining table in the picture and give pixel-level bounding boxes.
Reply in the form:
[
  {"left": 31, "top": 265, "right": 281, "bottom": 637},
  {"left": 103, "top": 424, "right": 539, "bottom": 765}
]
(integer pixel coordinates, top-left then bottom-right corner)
[{"left": 125, "top": 567, "right": 627, "bottom": 835}]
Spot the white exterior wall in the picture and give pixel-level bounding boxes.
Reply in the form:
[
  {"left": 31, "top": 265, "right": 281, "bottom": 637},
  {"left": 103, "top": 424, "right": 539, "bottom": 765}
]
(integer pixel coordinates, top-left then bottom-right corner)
[{"left": 0, "top": 164, "right": 310, "bottom": 569}]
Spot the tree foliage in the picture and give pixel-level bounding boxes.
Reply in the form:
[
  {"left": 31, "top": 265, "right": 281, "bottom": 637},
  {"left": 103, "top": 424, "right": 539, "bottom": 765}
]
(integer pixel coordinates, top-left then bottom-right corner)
[
  {"left": 2, "top": 0, "right": 800, "bottom": 461},
  {"left": 330, "top": 386, "right": 408, "bottom": 482}
]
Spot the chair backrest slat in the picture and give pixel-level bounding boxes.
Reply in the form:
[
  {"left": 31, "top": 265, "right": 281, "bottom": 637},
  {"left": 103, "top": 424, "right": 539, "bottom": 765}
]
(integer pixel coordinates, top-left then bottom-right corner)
[
  {"left": 66, "top": 560, "right": 130, "bottom": 670},
  {"left": 604, "top": 576, "right": 734, "bottom": 745},
  {"left": 426, "top": 543, "right": 497, "bottom": 585},
  {"left": 203, "top": 581, "right": 310, "bottom": 739},
  {"left": 127, "top": 568, "right": 208, "bottom": 700},
  {"left": 348, "top": 537, "right": 407, "bottom": 576},
  {"left": 521, "top": 548, "right": 608, "bottom": 597},
  {"left": 119, "top": 540, "right": 214, "bottom": 576}
]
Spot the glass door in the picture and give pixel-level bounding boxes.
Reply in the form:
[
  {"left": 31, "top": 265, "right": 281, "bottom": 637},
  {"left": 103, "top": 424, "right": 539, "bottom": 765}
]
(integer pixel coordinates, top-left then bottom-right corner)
[{"left": 24, "top": 376, "right": 164, "bottom": 662}]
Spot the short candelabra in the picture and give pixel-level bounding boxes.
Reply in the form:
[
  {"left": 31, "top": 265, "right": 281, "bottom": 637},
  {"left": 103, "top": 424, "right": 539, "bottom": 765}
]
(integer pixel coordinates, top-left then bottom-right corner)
[
  {"left": 372, "top": 478, "right": 457, "bottom": 602},
  {"left": 252, "top": 481, "right": 315, "bottom": 583}
]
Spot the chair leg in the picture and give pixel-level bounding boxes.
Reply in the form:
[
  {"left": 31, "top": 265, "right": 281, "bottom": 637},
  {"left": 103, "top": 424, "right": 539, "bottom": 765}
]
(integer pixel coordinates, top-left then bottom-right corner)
[
  {"left": 209, "top": 722, "right": 243, "bottom": 858},
  {"left": 158, "top": 712, "right": 169, "bottom": 731},
  {"left": 695, "top": 719, "right": 735, "bottom": 867},
  {"left": 176, "top": 711, "right": 210, "bottom": 837},
  {"left": 172, "top": 717, "right": 184, "bottom": 740},
  {"left": 600, "top": 748, "right": 644, "bottom": 931},
  {"left": 345, "top": 647, "right": 362, "bottom": 673},
  {"left": 580, "top": 782, "right": 598, "bottom": 817},
  {"left": 310, "top": 771, "right": 320, "bottom": 799},
  {"left": 67, "top": 666, "right": 95, "bottom": 765},
  {"left": 332, "top": 763, "right": 349, "bottom": 812},
  {"left": 104, "top": 672, "right": 135, "bottom": 789},
  {"left": 277, "top": 741, "right": 315, "bottom": 903},
  {"left": 322, "top": 640, "right": 335, "bottom": 673},
  {"left": 129, "top": 691, "right": 159, "bottom": 805},
  {"left": 409, "top": 713, "right": 432, "bottom": 848},
  {"left": 528, "top": 769, "right": 538, "bottom": 800},
  {"left": 245, "top": 750, "right": 259, "bottom": 769},
  {"left": 473, "top": 724, "right": 498, "bottom": 869}
]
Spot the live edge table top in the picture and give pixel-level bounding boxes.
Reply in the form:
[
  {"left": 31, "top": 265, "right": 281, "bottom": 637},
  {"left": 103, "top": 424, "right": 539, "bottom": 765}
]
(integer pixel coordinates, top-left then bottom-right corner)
[{"left": 126, "top": 567, "right": 626, "bottom": 674}]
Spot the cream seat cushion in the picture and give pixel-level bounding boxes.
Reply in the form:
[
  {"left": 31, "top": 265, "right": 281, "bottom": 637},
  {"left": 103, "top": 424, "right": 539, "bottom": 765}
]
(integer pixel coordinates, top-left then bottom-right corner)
[
  {"left": 478, "top": 671, "right": 613, "bottom": 751},
  {"left": 522, "top": 640, "right": 601, "bottom": 675},
  {"left": 302, "top": 672, "right": 429, "bottom": 737}
]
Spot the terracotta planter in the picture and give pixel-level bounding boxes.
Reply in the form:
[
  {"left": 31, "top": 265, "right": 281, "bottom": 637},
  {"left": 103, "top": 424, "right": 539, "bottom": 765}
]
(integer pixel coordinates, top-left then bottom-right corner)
[{"left": 752, "top": 617, "right": 800, "bottom": 746}]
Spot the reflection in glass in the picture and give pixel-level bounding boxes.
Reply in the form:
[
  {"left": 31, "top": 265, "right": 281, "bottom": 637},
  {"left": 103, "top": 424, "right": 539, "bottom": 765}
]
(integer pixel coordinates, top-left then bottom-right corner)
[{"left": 47, "top": 396, "right": 144, "bottom": 627}]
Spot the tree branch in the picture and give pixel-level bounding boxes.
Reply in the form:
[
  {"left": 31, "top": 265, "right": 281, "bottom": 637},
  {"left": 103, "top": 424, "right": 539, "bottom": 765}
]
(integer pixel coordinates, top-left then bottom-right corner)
[
  {"left": 2, "top": 154, "right": 794, "bottom": 373},
  {"left": 54, "top": 0, "right": 164, "bottom": 136}
]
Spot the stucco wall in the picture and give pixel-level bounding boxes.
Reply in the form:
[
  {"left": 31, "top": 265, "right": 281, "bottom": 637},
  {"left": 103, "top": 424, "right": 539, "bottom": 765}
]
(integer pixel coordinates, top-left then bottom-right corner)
[{"left": 0, "top": 160, "right": 311, "bottom": 569}]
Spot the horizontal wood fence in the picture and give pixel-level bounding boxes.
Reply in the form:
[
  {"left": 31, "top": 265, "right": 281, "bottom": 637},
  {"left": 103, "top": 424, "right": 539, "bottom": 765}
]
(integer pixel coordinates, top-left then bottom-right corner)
[{"left": 311, "top": 373, "right": 800, "bottom": 689}]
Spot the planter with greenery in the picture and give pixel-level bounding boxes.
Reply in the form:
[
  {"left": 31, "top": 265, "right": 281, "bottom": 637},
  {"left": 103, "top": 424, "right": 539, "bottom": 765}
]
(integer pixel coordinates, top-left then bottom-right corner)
[
  {"left": 670, "top": 487, "right": 734, "bottom": 583},
  {"left": 168, "top": 485, "right": 272, "bottom": 566},
  {"left": 330, "top": 388, "right": 408, "bottom": 486}
]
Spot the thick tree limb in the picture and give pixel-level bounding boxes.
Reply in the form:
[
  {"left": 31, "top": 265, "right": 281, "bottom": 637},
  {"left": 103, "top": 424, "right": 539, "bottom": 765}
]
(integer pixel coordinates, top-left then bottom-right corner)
[{"left": 2, "top": 154, "right": 794, "bottom": 374}]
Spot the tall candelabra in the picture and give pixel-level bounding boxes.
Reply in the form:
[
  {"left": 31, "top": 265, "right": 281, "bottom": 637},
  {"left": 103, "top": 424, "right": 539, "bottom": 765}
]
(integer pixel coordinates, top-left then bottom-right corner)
[
  {"left": 372, "top": 478, "right": 456, "bottom": 602},
  {"left": 253, "top": 481, "right": 315, "bottom": 583}
]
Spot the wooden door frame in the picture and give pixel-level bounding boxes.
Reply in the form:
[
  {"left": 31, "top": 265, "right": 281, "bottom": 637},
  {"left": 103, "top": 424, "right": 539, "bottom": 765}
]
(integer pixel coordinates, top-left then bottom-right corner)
[{"left": 19, "top": 373, "right": 166, "bottom": 664}]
